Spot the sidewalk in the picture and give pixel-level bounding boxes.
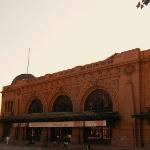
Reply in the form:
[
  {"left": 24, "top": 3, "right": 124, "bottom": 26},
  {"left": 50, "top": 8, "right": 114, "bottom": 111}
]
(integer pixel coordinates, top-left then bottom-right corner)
[{"left": 0, "top": 142, "right": 149, "bottom": 150}]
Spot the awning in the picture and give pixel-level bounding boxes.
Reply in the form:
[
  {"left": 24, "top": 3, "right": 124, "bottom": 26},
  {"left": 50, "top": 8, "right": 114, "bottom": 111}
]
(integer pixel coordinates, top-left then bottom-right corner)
[{"left": 0, "top": 111, "right": 120, "bottom": 123}]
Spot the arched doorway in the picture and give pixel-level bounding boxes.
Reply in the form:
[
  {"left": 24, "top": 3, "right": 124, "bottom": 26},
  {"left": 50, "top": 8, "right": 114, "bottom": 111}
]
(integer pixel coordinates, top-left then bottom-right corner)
[
  {"left": 51, "top": 95, "right": 73, "bottom": 142},
  {"left": 26, "top": 99, "right": 43, "bottom": 141},
  {"left": 84, "top": 89, "right": 113, "bottom": 145}
]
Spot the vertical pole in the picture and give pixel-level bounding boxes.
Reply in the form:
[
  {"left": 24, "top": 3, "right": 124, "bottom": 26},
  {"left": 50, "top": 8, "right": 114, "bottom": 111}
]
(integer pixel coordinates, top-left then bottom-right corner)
[{"left": 27, "top": 48, "right": 30, "bottom": 75}]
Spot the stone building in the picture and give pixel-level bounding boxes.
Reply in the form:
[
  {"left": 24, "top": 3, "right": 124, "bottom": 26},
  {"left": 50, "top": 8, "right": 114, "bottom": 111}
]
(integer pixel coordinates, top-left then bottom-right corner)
[{"left": 1, "top": 48, "right": 150, "bottom": 148}]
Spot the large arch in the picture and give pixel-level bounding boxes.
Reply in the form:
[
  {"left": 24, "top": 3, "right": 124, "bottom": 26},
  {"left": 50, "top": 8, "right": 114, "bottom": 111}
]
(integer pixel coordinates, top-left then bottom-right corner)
[
  {"left": 83, "top": 89, "right": 113, "bottom": 145},
  {"left": 84, "top": 89, "right": 113, "bottom": 112},
  {"left": 24, "top": 94, "right": 45, "bottom": 114},
  {"left": 52, "top": 95, "right": 73, "bottom": 112},
  {"left": 80, "top": 85, "right": 113, "bottom": 112},
  {"left": 28, "top": 99, "right": 43, "bottom": 113},
  {"left": 48, "top": 89, "right": 74, "bottom": 112},
  {"left": 51, "top": 95, "right": 73, "bottom": 142}
]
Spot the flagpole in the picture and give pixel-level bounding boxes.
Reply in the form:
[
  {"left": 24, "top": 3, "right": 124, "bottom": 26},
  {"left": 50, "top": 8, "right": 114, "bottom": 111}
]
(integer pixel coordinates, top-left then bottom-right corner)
[{"left": 27, "top": 48, "right": 30, "bottom": 75}]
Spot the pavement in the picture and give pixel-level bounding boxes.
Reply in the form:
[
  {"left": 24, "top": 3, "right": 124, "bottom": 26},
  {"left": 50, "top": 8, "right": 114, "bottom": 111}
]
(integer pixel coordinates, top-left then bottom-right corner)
[{"left": 0, "top": 142, "right": 148, "bottom": 150}]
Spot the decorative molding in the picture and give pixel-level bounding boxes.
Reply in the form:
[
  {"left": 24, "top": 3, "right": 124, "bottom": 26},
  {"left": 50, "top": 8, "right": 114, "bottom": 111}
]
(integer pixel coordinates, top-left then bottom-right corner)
[
  {"left": 124, "top": 65, "right": 135, "bottom": 76},
  {"left": 109, "top": 79, "right": 119, "bottom": 112}
]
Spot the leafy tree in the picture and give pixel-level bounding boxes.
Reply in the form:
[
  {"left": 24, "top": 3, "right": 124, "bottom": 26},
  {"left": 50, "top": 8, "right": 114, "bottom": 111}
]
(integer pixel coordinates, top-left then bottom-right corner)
[{"left": 137, "top": 0, "right": 150, "bottom": 9}]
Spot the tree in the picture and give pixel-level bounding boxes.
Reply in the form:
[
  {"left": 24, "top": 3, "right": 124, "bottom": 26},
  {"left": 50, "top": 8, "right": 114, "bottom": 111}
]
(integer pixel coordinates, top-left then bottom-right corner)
[{"left": 137, "top": 0, "right": 150, "bottom": 9}]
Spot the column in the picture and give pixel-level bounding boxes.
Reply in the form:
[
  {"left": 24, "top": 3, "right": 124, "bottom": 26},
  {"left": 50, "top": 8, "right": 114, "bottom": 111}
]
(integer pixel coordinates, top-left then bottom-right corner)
[
  {"left": 9, "top": 127, "right": 16, "bottom": 143},
  {"left": 71, "top": 128, "right": 80, "bottom": 144},
  {"left": 40, "top": 128, "right": 47, "bottom": 146}
]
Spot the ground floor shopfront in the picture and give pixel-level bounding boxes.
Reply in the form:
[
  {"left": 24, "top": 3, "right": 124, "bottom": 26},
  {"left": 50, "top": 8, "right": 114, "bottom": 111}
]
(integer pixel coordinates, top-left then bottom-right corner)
[
  {"left": 12, "top": 121, "right": 111, "bottom": 144},
  {"left": 1, "top": 111, "right": 120, "bottom": 145},
  {"left": 2, "top": 115, "right": 150, "bottom": 149}
]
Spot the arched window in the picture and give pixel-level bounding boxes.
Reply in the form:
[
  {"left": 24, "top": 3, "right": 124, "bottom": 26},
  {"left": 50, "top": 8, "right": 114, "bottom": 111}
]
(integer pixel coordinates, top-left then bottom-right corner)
[
  {"left": 53, "top": 95, "right": 73, "bottom": 112},
  {"left": 84, "top": 89, "right": 112, "bottom": 112},
  {"left": 28, "top": 99, "right": 43, "bottom": 113}
]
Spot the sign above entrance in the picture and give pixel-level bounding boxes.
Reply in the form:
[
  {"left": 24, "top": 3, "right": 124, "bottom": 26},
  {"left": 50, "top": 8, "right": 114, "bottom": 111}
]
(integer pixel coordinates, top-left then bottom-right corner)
[
  {"left": 85, "top": 120, "right": 106, "bottom": 127},
  {"left": 29, "top": 121, "right": 83, "bottom": 127},
  {"left": 28, "top": 120, "right": 106, "bottom": 127},
  {"left": 13, "top": 123, "right": 28, "bottom": 127}
]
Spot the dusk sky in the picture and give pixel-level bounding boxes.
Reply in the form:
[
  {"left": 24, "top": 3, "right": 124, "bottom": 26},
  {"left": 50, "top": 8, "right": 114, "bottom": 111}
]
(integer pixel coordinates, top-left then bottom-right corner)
[{"left": 0, "top": 0, "right": 150, "bottom": 102}]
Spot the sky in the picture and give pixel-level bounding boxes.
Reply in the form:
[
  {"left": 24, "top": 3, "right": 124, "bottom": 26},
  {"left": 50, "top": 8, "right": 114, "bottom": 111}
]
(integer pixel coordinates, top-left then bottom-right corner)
[{"left": 0, "top": 0, "right": 150, "bottom": 102}]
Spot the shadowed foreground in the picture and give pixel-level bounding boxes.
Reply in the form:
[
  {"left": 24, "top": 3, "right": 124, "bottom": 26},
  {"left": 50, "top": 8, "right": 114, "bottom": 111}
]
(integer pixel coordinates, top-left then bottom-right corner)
[{"left": 0, "top": 142, "right": 148, "bottom": 150}]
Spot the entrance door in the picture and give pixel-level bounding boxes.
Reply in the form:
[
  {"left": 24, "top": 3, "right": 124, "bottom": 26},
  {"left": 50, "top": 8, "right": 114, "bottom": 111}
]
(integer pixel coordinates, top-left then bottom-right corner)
[
  {"left": 26, "top": 127, "right": 42, "bottom": 141},
  {"left": 84, "top": 125, "right": 112, "bottom": 144},
  {"left": 51, "top": 127, "right": 72, "bottom": 143}
]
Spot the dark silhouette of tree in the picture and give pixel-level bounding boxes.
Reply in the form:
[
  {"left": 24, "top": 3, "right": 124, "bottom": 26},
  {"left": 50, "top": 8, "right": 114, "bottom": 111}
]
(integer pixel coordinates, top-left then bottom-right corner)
[{"left": 137, "top": 0, "right": 150, "bottom": 9}]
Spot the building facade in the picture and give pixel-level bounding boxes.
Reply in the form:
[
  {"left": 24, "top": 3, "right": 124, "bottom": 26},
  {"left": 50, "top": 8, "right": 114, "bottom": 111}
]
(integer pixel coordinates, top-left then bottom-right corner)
[{"left": 1, "top": 48, "right": 150, "bottom": 148}]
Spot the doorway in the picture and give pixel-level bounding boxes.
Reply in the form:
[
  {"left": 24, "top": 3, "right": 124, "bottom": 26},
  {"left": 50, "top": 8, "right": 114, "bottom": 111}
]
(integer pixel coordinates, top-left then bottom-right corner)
[{"left": 84, "top": 89, "right": 113, "bottom": 144}]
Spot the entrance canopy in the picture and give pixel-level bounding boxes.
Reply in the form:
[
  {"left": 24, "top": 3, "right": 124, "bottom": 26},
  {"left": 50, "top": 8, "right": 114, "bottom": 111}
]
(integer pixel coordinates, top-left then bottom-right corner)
[{"left": 0, "top": 112, "right": 120, "bottom": 123}]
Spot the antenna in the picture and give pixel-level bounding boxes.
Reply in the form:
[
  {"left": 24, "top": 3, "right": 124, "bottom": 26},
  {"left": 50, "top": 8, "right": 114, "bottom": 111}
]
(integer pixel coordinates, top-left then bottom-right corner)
[{"left": 27, "top": 48, "right": 30, "bottom": 75}]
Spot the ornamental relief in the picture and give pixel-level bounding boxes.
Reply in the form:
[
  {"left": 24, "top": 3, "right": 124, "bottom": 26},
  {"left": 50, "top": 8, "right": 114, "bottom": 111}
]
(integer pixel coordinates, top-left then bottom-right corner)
[
  {"left": 82, "top": 68, "right": 120, "bottom": 82},
  {"left": 40, "top": 67, "right": 120, "bottom": 89},
  {"left": 69, "top": 85, "right": 82, "bottom": 99},
  {"left": 112, "top": 68, "right": 120, "bottom": 77},
  {"left": 84, "top": 74, "right": 93, "bottom": 81},
  {"left": 124, "top": 64, "right": 135, "bottom": 76},
  {"left": 108, "top": 79, "right": 119, "bottom": 112}
]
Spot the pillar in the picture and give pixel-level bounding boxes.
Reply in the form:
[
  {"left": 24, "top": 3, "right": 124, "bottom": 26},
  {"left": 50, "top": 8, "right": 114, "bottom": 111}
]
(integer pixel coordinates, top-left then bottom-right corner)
[
  {"left": 71, "top": 128, "right": 80, "bottom": 144},
  {"left": 47, "top": 128, "right": 51, "bottom": 142},
  {"left": 9, "top": 127, "right": 16, "bottom": 143},
  {"left": 40, "top": 128, "right": 47, "bottom": 146},
  {"left": 0, "top": 123, "right": 4, "bottom": 140},
  {"left": 79, "top": 128, "right": 84, "bottom": 144}
]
